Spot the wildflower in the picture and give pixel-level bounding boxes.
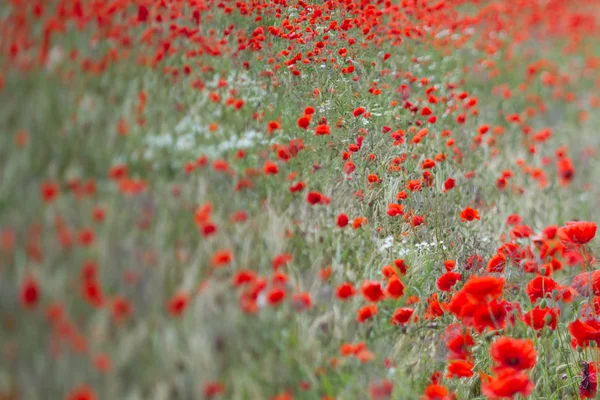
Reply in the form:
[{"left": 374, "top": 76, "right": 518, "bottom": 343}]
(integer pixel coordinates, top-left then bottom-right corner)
[
  {"left": 460, "top": 207, "right": 480, "bottom": 222},
  {"left": 353, "top": 106, "right": 366, "bottom": 117},
  {"left": 168, "top": 292, "right": 189, "bottom": 316},
  {"left": 557, "top": 221, "right": 597, "bottom": 245},
  {"left": 336, "top": 282, "right": 356, "bottom": 300},
  {"left": 446, "top": 360, "right": 474, "bottom": 378},
  {"left": 20, "top": 276, "right": 40, "bottom": 309},
  {"left": 337, "top": 213, "right": 349, "bottom": 228},
  {"left": 357, "top": 304, "right": 378, "bottom": 323},
  {"left": 361, "top": 281, "right": 386, "bottom": 302},
  {"left": 436, "top": 272, "right": 461, "bottom": 292},
  {"left": 66, "top": 385, "right": 97, "bottom": 400},
  {"left": 391, "top": 308, "right": 414, "bottom": 325},
  {"left": 385, "top": 276, "right": 404, "bottom": 299},
  {"left": 481, "top": 368, "right": 534, "bottom": 399},
  {"left": 490, "top": 337, "right": 537, "bottom": 371}
]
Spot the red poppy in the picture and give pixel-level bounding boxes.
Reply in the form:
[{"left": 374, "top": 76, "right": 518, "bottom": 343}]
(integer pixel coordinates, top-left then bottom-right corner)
[
  {"left": 472, "top": 300, "right": 509, "bottom": 333},
  {"left": 167, "top": 292, "right": 189, "bottom": 316},
  {"left": 580, "top": 362, "right": 597, "bottom": 399},
  {"left": 212, "top": 249, "right": 233, "bottom": 267},
  {"left": 421, "top": 384, "right": 451, "bottom": 400},
  {"left": 362, "top": 281, "right": 386, "bottom": 302},
  {"left": 20, "top": 276, "right": 40, "bottom": 309},
  {"left": 41, "top": 181, "right": 59, "bottom": 203},
  {"left": 436, "top": 272, "right": 461, "bottom": 292},
  {"left": 307, "top": 191, "right": 323, "bottom": 205},
  {"left": 297, "top": 115, "right": 311, "bottom": 129},
  {"left": 444, "top": 260, "right": 456, "bottom": 271},
  {"left": 486, "top": 253, "right": 506, "bottom": 273},
  {"left": 369, "top": 379, "right": 393, "bottom": 399},
  {"left": 444, "top": 325, "right": 474, "bottom": 360},
  {"left": 558, "top": 221, "right": 597, "bottom": 245},
  {"left": 569, "top": 318, "right": 600, "bottom": 347},
  {"left": 357, "top": 304, "right": 378, "bottom": 323},
  {"left": 391, "top": 308, "right": 414, "bottom": 325},
  {"left": 446, "top": 360, "right": 474, "bottom": 378},
  {"left": 353, "top": 106, "right": 366, "bottom": 117},
  {"left": 315, "top": 124, "right": 331, "bottom": 136},
  {"left": 526, "top": 276, "right": 571, "bottom": 303},
  {"left": 387, "top": 203, "right": 404, "bottom": 216},
  {"left": 443, "top": 178, "right": 455, "bottom": 192},
  {"left": 490, "top": 337, "right": 537, "bottom": 371},
  {"left": 461, "top": 275, "right": 505, "bottom": 303},
  {"left": 460, "top": 207, "right": 480, "bottom": 222},
  {"left": 337, "top": 213, "right": 349, "bottom": 227},
  {"left": 203, "top": 382, "right": 225, "bottom": 398},
  {"left": 571, "top": 271, "right": 600, "bottom": 296},
  {"left": 66, "top": 385, "right": 97, "bottom": 400},
  {"left": 523, "top": 306, "right": 559, "bottom": 331},
  {"left": 481, "top": 368, "right": 534, "bottom": 399},
  {"left": 267, "top": 287, "right": 286, "bottom": 306},
  {"left": 386, "top": 276, "right": 404, "bottom": 299}
]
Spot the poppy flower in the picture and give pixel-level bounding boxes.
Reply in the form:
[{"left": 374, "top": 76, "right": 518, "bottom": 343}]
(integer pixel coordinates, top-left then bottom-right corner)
[
  {"left": 263, "top": 161, "right": 279, "bottom": 174},
  {"left": 422, "top": 159, "right": 436, "bottom": 169},
  {"left": 487, "top": 253, "right": 506, "bottom": 273},
  {"left": 461, "top": 275, "right": 505, "bottom": 303},
  {"left": 41, "top": 181, "right": 59, "bottom": 203},
  {"left": 481, "top": 368, "right": 534, "bottom": 399},
  {"left": 526, "top": 276, "right": 571, "bottom": 303},
  {"left": 203, "top": 382, "right": 225, "bottom": 398},
  {"left": 391, "top": 308, "right": 414, "bottom": 325},
  {"left": 460, "top": 207, "right": 480, "bottom": 222},
  {"left": 315, "top": 124, "right": 331, "bottom": 135},
  {"left": 465, "top": 254, "right": 485, "bottom": 271},
  {"left": 289, "top": 181, "right": 306, "bottom": 192},
  {"left": 394, "top": 259, "right": 409, "bottom": 274},
  {"left": 292, "top": 292, "right": 311, "bottom": 311},
  {"left": 336, "top": 282, "right": 356, "bottom": 300},
  {"left": 272, "top": 253, "right": 292, "bottom": 270},
  {"left": 443, "top": 178, "right": 455, "bottom": 192},
  {"left": 571, "top": 271, "right": 600, "bottom": 296},
  {"left": 337, "top": 213, "right": 349, "bottom": 228},
  {"left": 168, "top": 292, "right": 189, "bottom": 316},
  {"left": 569, "top": 318, "right": 600, "bottom": 347},
  {"left": 436, "top": 272, "right": 461, "bottom": 292},
  {"left": 580, "top": 362, "right": 597, "bottom": 399},
  {"left": 425, "top": 294, "right": 445, "bottom": 319},
  {"left": 20, "top": 276, "right": 40, "bottom": 309},
  {"left": 212, "top": 249, "right": 233, "bottom": 267},
  {"left": 385, "top": 276, "right": 404, "bottom": 299},
  {"left": 472, "top": 300, "right": 509, "bottom": 333},
  {"left": 558, "top": 221, "right": 597, "bottom": 245},
  {"left": 357, "top": 304, "right": 378, "bottom": 323},
  {"left": 369, "top": 379, "right": 393, "bottom": 399},
  {"left": 387, "top": 203, "right": 404, "bottom": 216},
  {"left": 421, "top": 384, "right": 451, "bottom": 400},
  {"left": 444, "top": 325, "right": 474, "bottom": 360},
  {"left": 523, "top": 306, "right": 559, "bottom": 331},
  {"left": 353, "top": 106, "right": 365, "bottom": 117},
  {"left": 490, "top": 337, "right": 537, "bottom": 371},
  {"left": 446, "top": 360, "right": 474, "bottom": 378},
  {"left": 352, "top": 217, "right": 368, "bottom": 229},
  {"left": 66, "top": 385, "right": 98, "bottom": 400},
  {"left": 267, "top": 287, "right": 286, "bottom": 306},
  {"left": 444, "top": 260, "right": 456, "bottom": 271},
  {"left": 307, "top": 191, "right": 323, "bottom": 205},
  {"left": 362, "top": 281, "right": 386, "bottom": 302},
  {"left": 297, "top": 115, "right": 311, "bottom": 129}
]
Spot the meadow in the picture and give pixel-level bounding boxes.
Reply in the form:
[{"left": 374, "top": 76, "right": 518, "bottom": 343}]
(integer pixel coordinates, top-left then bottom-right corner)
[{"left": 1, "top": 0, "right": 600, "bottom": 399}]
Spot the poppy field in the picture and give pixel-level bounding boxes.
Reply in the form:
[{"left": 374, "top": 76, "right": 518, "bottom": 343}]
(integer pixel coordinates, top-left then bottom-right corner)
[{"left": 2, "top": 0, "right": 600, "bottom": 399}]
